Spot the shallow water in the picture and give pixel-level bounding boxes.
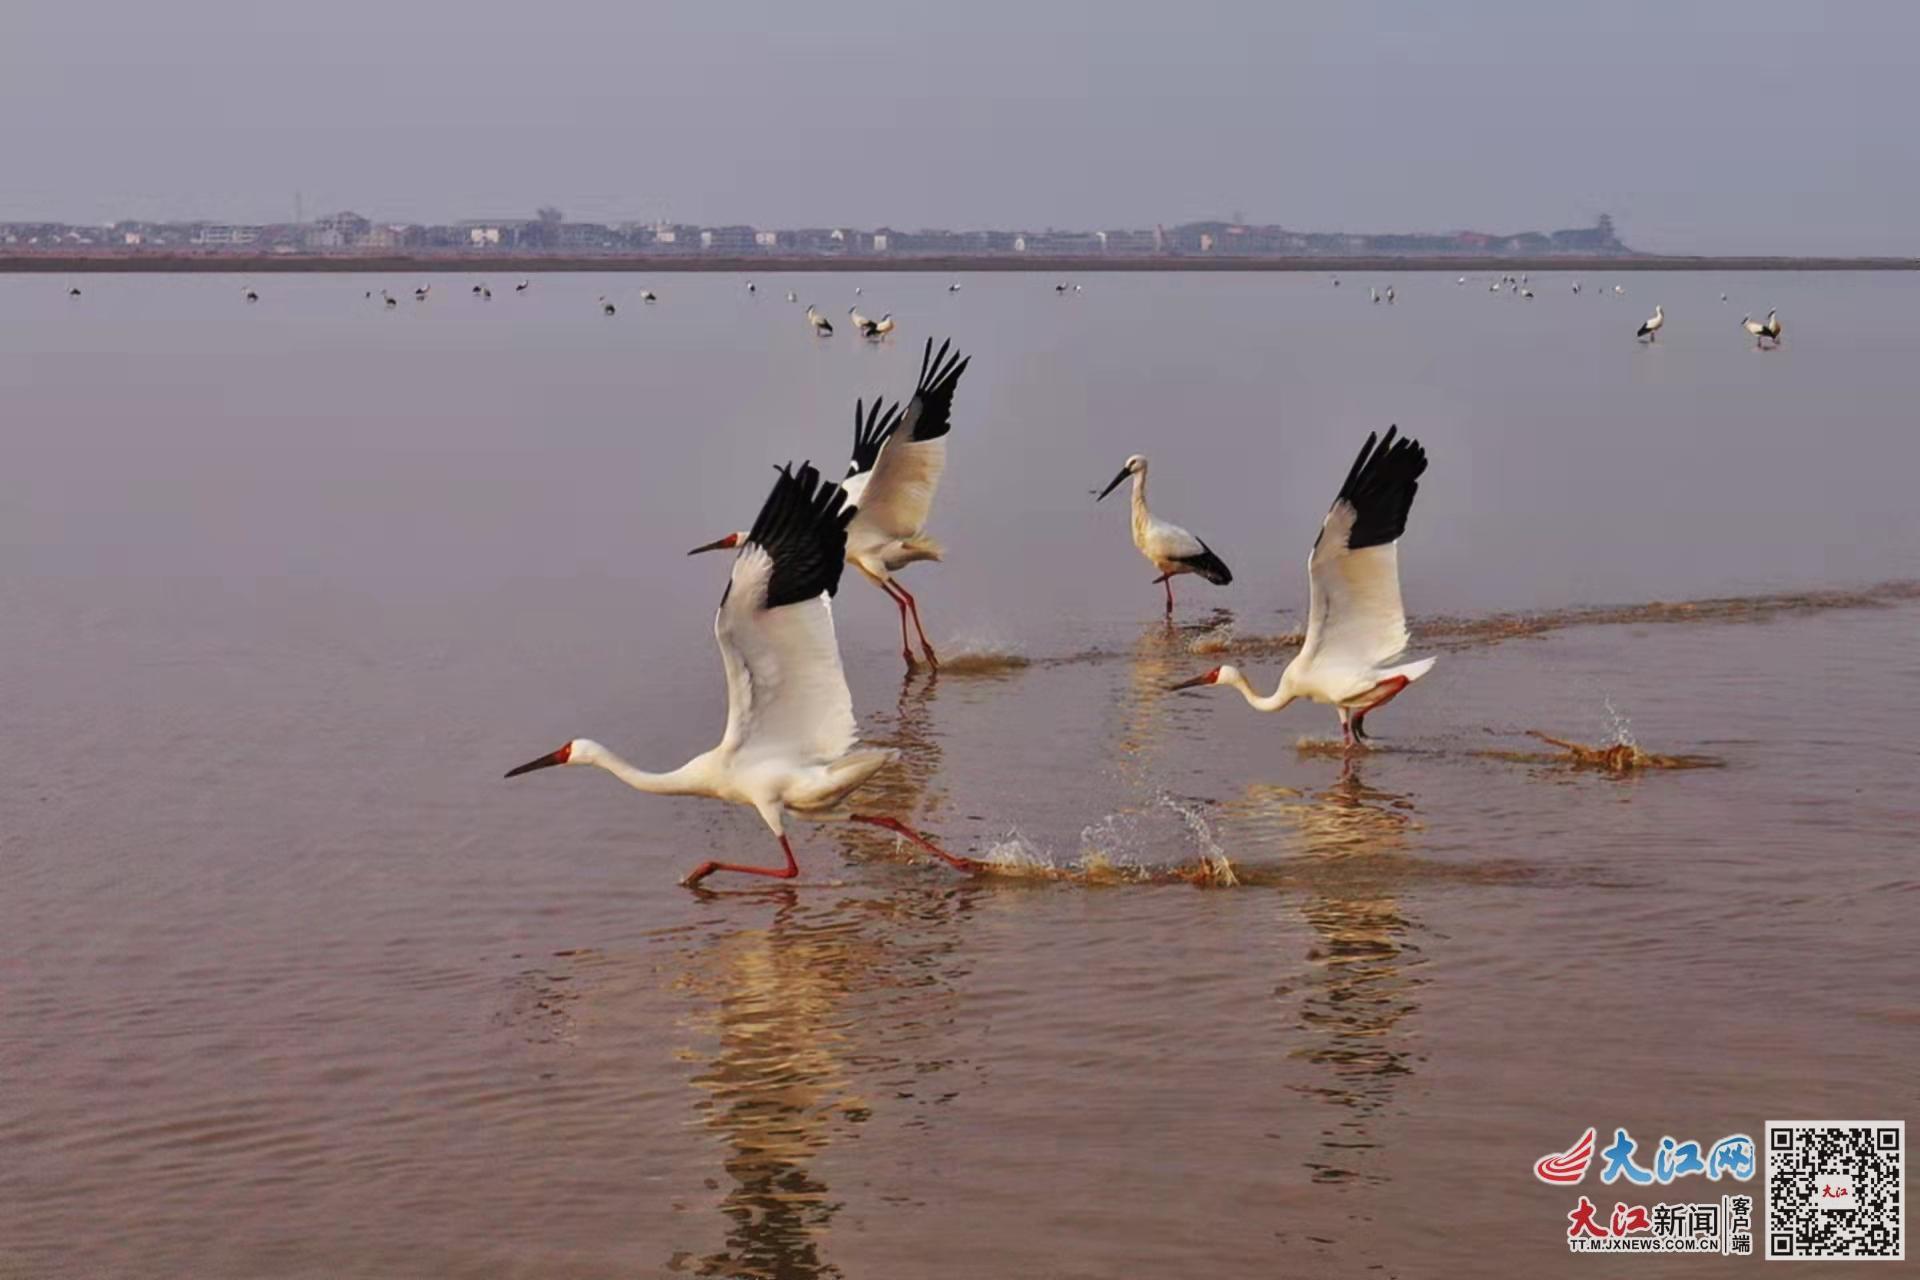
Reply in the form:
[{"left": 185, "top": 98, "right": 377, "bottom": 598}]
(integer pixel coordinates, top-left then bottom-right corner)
[{"left": 2, "top": 271, "right": 1916, "bottom": 1276}]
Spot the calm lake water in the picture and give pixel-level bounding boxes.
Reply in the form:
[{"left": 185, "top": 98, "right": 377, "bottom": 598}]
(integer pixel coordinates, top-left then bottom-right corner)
[{"left": 2, "top": 271, "right": 1916, "bottom": 1277}]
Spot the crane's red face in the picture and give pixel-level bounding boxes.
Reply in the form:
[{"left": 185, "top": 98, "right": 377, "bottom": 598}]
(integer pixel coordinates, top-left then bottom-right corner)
[
  {"left": 504, "top": 741, "right": 572, "bottom": 778},
  {"left": 1168, "top": 667, "right": 1222, "bottom": 691},
  {"left": 687, "top": 532, "right": 742, "bottom": 556}
]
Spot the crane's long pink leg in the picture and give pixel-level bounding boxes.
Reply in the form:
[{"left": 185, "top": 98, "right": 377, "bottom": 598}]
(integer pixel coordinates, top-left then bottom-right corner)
[
  {"left": 682, "top": 835, "right": 800, "bottom": 887},
  {"left": 1153, "top": 572, "right": 1174, "bottom": 616},
  {"left": 848, "top": 814, "right": 982, "bottom": 874},
  {"left": 891, "top": 580, "right": 938, "bottom": 670},
  {"left": 858, "top": 564, "right": 919, "bottom": 669}
]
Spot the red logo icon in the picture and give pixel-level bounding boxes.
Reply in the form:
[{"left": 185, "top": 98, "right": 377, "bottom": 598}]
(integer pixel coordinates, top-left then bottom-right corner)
[{"left": 1536, "top": 1128, "right": 1598, "bottom": 1185}]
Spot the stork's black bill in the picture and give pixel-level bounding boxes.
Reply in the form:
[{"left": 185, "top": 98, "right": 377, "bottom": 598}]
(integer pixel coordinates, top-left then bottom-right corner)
[
  {"left": 744, "top": 462, "right": 856, "bottom": 608},
  {"left": 1096, "top": 468, "right": 1132, "bottom": 501},
  {"left": 505, "top": 744, "right": 571, "bottom": 778},
  {"left": 1327, "top": 425, "right": 1428, "bottom": 550}
]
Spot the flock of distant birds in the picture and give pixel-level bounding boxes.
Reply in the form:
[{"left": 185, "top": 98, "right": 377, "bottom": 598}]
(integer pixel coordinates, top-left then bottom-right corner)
[
  {"left": 60, "top": 271, "right": 1785, "bottom": 349},
  {"left": 497, "top": 330, "right": 1440, "bottom": 886}
]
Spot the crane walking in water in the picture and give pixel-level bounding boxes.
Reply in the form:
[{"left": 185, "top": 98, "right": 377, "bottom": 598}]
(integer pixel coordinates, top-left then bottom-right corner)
[
  {"left": 1095, "top": 455, "right": 1233, "bottom": 616},
  {"left": 1170, "top": 427, "right": 1434, "bottom": 749},
  {"left": 506, "top": 464, "right": 980, "bottom": 887},
  {"left": 691, "top": 339, "right": 970, "bottom": 672}
]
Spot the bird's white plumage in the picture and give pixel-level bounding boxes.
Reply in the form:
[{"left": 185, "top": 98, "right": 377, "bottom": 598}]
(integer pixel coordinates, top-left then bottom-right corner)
[
  {"left": 714, "top": 545, "right": 859, "bottom": 770},
  {"left": 851, "top": 431, "right": 946, "bottom": 556},
  {"left": 1298, "top": 504, "right": 1413, "bottom": 702}
]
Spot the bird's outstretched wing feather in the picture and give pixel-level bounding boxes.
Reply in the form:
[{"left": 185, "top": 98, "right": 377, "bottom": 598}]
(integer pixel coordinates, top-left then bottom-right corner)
[
  {"left": 715, "top": 464, "right": 860, "bottom": 764},
  {"left": 1301, "top": 427, "right": 1428, "bottom": 674},
  {"left": 848, "top": 398, "right": 903, "bottom": 478},
  {"left": 857, "top": 338, "right": 969, "bottom": 540}
]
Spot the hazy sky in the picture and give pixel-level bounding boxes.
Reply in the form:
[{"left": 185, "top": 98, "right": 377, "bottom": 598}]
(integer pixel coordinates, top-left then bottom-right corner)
[{"left": 4, "top": 0, "right": 1911, "bottom": 253}]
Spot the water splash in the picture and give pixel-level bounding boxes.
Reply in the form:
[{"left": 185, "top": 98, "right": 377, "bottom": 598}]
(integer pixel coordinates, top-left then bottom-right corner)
[
  {"left": 1601, "top": 697, "right": 1637, "bottom": 748},
  {"left": 1187, "top": 622, "right": 1236, "bottom": 655},
  {"left": 932, "top": 633, "right": 1033, "bottom": 676}
]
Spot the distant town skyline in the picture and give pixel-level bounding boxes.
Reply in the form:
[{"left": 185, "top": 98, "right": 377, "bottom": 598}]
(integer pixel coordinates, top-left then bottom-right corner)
[{"left": 4, "top": 1, "right": 1913, "bottom": 256}]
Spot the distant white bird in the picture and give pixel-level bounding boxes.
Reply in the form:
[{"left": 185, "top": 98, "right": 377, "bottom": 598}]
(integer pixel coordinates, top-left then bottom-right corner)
[
  {"left": 1055, "top": 282, "right": 1070, "bottom": 294},
  {"left": 1331, "top": 277, "right": 1340, "bottom": 287},
  {"left": 1721, "top": 293, "right": 1729, "bottom": 302},
  {"left": 692, "top": 340, "right": 971, "bottom": 671},
  {"left": 1571, "top": 281, "right": 1582, "bottom": 294},
  {"left": 508, "top": 463, "right": 980, "bottom": 887},
  {"left": 747, "top": 281, "right": 756, "bottom": 294},
  {"left": 641, "top": 289, "right": 658, "bottom": 304},
  {"left": 1370, "top": 286, "right": 1381, "bottom": 304},
  {"left": 871, "top": 313, "right": 895, "bottom": 337},
  {"left": 243, "top": 287, "right": 259, "bottom": 303},
  {"left": 1385, "top": 285, "right": 1396, "bottom": 304},
  {"left": 1637, "top": 304, "right": 1665, "bottom": 342},
  {"left": 382, "top": 290, "right": 398, "bottom": 309},
  {"left": 1520, "top": 288, "right": 1534, "bottom": 299},
  {"left": 1763, "top": 308, "right": 1782, "bottom": 345},
  {"left": 67, "top": 285, "right": 82, "bottom": 298},
  {"left": 786, "top": 290, "right": 798, "bottom": 303},
  {"left": 414, "top": 284, "right": 430, "bottom": 301},
  {"left": 516, "top": 279, "right": 529, "bottom": 293},
  {"left": 849, "top": 305, "right": 875, "bottom": 335},
  {"left": 1171, "top": 427, "right": 1434, "bottom": 749},
  {"left": 1613, "top": 284, "right": 1625, "bottom": 296},
  {"left": 600, "top": 296, "right": 616, "bottom": 316},
  {"left": 854, "top": 286, "right": 863, "bottom": 296},
  {"left": 482, "top": 285, "right": 492, "bottom": 300},
  {"left": 1742, "top": 314, "right": 1769, "bottom": 347},
  {"left": 472, "top": 283, "right": 484, "bottom": 295},
  {"left": 1096, "top": 455, "right": 1233, "bottom": 616},
  {"left": 806, "top": 304, "right": 833, "bottom": 336},
  {"left": 948, "top": 282, "right": 962, "bottom": 293},
  {"left": 1489, "top": 281, "right": 1501, "bottom": 293}
]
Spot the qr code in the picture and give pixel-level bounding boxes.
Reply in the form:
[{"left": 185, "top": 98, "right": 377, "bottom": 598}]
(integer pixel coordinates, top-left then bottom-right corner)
[{"left": 1766, "top": 1121, "right": 1903, "bottom": 1260}]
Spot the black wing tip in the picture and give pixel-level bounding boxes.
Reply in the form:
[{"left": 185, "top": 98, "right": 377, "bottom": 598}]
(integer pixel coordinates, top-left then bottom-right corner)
[
  {"left": 849, "top": 396, "right": 903, "bottom": 474},
  {"left": 1181, "top": 540, "right": 1233, "bottom": 586},
  {"left": 1336, "top": 426, "right": 1428, "bottom": 551},
  {"left": 745, "top": 460, "right": 854, "bottom": 606},
  {"left": 905, "top": 337, "right": 968, "bottom": 442}
]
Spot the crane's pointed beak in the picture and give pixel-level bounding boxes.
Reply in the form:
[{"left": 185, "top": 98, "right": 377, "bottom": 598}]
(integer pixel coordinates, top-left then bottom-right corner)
[
  {"left": 505, "top": 743, "right": 572, "bottom": 778},
  {"left": 687, "top": 532, "right": 741, "bottom": 556},
  {"left": 1167, "top": 668, "right": 1222, "bottom": 692},
  {"left": 1095, "top": 468, "right": 1131, "bottom": 502}
]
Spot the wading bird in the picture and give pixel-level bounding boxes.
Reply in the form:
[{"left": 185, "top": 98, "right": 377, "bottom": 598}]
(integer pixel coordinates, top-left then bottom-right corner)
[
  {"left": 506, "top": 464, "right": 979, "bottom": 886},
  {"left": 243, "top": 287, "right": 258, "bottom": 303},
  {"left": 1637, "top": 304, "right": 1664, "bottom": 342},
  {"left": 786, "top": 290, "right": 798, "bottom": 303},
  {"left": 382, "top": 290, "right": 398, "bottom": 309},
  {"left": 67, "top": 284, "right": 81, "bottom": 298},
  {"left": 692, "top": 339, "right": 971, "bottom": 672},
  {"left": 747, "top": 281, "right": 756, "bottom": 294},
  {"left": 515, "top": 279, "right": 529, "bottom": 293},
  {"left": 1170, "top": 427, "right": 1434, "bottom": 748},
  {"left": 600, "top": 296, "right": 616, "bottom": 316},
  {"left": 1095, "top": 455, "right": 1233, "bottom": 616},
  {"left": 641, "top": 289, "right": 658, "bottom": 304},
  {"left": 1385, "top": 285, "right": 1396, "bottom": 304},
  {"left": 806, "top": 305, "right": 833, "bottom": 336},
  {"left": 1742, "top": 314, "right": 1769, "bottom": 347},
  {"left": 850, "top": 305, "right": 875, "bottom": 335},
  {"left": 1763, "top": 308, "right": 1782, "bottom": 346},
  {"left": 948, "top": 282, "right": 962, "bottom": 293},
  {"left": 415, "top": 284, "right": 431, "bottom": 301},
  {"left": 870, "top": 314, "right": 895, "bottom": 336}
]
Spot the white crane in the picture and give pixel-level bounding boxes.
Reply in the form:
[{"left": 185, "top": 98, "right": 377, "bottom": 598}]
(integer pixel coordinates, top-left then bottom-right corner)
[
  {"left": 243, "top": 287, "right": 259, "bottom": 303},
  {"left": 747, "top": 281, "right": 757, "bottom": 294},
  {"left": 600, "top": 296, "right": 616, "bottom": 316},
  {"left": 1370, "top": 286, "right": 1381, "bottom": 304},
  {"left": 641, "top": 289, "right": 658, "bottom": 304},
  {"left": 806, "top": 304, "right": 833, "bottom": 336},
  {"left": 507, "top": 463, "right": 980, "bottom": 886},
  {"left": 1742, "top": 314, "right": 1770, "bottom": 347},
  {"left": 1457, "top": 276, "right": 1467, "bottom": 286},
  {"left": 415, "top": 283, "right": 431, "bottom": 301},
  {"left": 1385, "top": 285, "right": 1396, "bottom": 304},
  {"left": 1170, "top": 427, "right": 1434, "bottom": 748},
  {"left": 1095, "top": 455, "right": 1233, "bottom": 616},
  {"left": 515, "top": 279, "right": 529, "bottom": 293},
  {"left": 382, "top": 290, "right": 398, "bottom": 309},
  {"left": 1613, "top": 284, "right": 1625, "bottom": 296},
  {"left": 786, "top": 290, "right": 798, "bottom": 303},
  {"left": 1571, "top": 281, "right": 1582, "bottom": 294},
  {"left": 849, "top": 305, "right": 875, "bottom": 335},
  {"left": 1637, "top": 304, "right": 1664, "bottom": 342},
  {"left": 1763, "top": 308, "right": 1782, "bottom": 346},
  {"left": 692, "top": 339, "right": 971, "bottom": 671},
  {"left": 870, "top": 314, "right": 895, "bottom": 336},
  {"left": 948, "top": 282, "right": 962, "bottom": 293}
]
